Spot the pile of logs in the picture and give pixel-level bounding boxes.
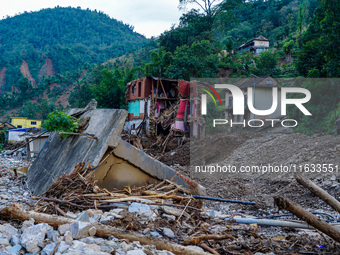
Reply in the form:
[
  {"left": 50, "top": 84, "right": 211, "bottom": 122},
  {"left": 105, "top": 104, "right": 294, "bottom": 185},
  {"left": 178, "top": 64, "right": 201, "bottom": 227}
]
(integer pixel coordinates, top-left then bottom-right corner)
[
  {"left": 33, "top": 162, "right": 200, "bottom": 214},
  {"left": 274, "top": 172, "right": 340, "bottom": 243}
]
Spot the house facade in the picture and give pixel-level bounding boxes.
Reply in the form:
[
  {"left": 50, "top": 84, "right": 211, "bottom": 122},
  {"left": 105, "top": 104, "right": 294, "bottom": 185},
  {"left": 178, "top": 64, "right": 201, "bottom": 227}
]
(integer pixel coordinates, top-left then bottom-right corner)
[
  {"left": 124, "top": 77, "right": 179, "bottom": 137},
  {"left": 11, "top": 117, "right": 42, "bottom": 128},
  {"left": 237, "top": 35, "right": 270, "bottom": 54},
  {"left": 124, "top": 77, "right": 203, "bottom": 138}
]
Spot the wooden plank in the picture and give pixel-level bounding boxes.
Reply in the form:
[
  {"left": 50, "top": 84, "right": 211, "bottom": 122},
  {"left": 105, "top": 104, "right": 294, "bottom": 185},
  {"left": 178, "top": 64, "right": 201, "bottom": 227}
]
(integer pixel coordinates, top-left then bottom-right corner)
[
  {"left": 274, "top": 196, "right": 340, "bottom": 242},
  {"left": 295, "top": 172, "right": 340, "bottom": 214}
]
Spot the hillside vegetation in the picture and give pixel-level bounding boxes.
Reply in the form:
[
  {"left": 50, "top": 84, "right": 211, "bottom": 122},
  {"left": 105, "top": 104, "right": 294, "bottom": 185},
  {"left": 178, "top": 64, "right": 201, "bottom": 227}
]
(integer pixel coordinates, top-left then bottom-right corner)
[
  {"left": 0, "top": 7, "right": 148, "bottom": 92},
  {"left": 0, "top": 1, "right": 339, "bottom": 135}
]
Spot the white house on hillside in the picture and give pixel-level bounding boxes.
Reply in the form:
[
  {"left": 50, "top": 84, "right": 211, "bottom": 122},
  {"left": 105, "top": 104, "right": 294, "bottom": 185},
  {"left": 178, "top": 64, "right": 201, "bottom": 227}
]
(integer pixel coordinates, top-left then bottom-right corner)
[{"left": 237, "top": 35, "right": 270, "bottom": 54}]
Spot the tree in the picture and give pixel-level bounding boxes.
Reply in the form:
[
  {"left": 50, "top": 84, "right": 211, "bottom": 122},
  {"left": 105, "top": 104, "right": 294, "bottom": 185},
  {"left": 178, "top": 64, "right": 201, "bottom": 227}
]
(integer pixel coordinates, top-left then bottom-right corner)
[
  {"left": 255, "top": 51, "right": 279, "bottom": 76},
  {"left": 166, "top": 40, "right": 219, "bottom": 80},
  {"left": 20, "top": 99, "right": 55, "bottom": 120},
  {"left": 237, "top": 51, "right": 255, "bottom": 75},
  {"left": 17, "top": 78, "right": 32, "bottom": 93},
  {"left": 143, "top": 47, "right": 173, "bottom": 77},
  {"left": 296, "top": 0, "right": 340, "bottom": 77},
  {"left": 42, "top": 110, "right": 78, "bottom": 133},
  {"left": 179, "top": 0, "right": 244, "bottom": 28},
  {"left": 68, "top": 81, "right": 93, "bottom": 108},
  {"left": 91, "top": 67, "right": 137, "bottom": 109},
  {"left": 287, "top": 80, "right": 339, "bottom": 135},
  {"left": 159, "top": 9, "right": 212, "bottom": 52},
  {"left": 17, "top": 78, "right": 33, "bottom": 103},
  {"left": 223, "top": 36, "right": 234, "bottom": 51},
  {"left": 179, "top": 0, "right": 223, "bottom": 19}
]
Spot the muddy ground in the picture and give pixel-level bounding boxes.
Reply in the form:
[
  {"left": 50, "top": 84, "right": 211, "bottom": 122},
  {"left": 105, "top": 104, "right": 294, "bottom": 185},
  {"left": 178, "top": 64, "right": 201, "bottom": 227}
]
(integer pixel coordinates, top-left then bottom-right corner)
[
  {"left": 137, "top": 130, "right": 340, "bottom": 253},
  {"left": 159, "top": 131, "right": 340, "bottom": 213},
  {"left": 1, "top": 130, "right": 339, "bottom": 254}
]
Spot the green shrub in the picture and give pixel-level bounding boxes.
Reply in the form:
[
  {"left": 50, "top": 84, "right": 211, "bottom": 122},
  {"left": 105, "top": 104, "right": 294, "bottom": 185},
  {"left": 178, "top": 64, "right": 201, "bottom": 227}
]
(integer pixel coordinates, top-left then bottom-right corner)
[{"left": 42, "top": 110, "right": 78, "bottom": 133}]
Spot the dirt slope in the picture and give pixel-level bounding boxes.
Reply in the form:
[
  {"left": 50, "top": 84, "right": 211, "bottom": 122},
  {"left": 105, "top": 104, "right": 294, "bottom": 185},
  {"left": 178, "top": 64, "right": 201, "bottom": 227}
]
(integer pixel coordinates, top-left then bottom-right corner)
[
  {"left": 20, "top": 60, "right": 36, "bottom": 87},
  {"left": 166, "top": 132, "right": 340, "bottom": 212},
  {"left": 38, "top": 58, "right": 55, "bottom": 80}
]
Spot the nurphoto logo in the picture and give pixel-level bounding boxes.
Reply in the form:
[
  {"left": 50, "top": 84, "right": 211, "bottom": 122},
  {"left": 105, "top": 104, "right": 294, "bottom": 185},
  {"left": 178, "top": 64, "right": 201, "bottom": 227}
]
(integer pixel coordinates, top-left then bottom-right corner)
[{"left": 200, "top": 84, "right": 312, "bottom": 128}]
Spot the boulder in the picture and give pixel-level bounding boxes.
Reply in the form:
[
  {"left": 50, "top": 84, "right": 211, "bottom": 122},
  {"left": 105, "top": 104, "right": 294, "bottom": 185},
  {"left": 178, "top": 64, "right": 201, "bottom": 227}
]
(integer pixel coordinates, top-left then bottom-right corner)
[
  {"left": 69, "top": 222, "right": 93, "bottom": 240},
  {"left": 20, "top": 223, "right": 52, "bottom": 253},
  {"left": 64, "top": 231, "right": 73, "bottom": 245},
  {"left": 76, "top": 211, "right": 90, "bottom": 222},
  {"left": 162, "top": 228, "right": 175, "bottom": 239},
  {"left": 58, "top": 224, "right": 71, "bottom": 236}
]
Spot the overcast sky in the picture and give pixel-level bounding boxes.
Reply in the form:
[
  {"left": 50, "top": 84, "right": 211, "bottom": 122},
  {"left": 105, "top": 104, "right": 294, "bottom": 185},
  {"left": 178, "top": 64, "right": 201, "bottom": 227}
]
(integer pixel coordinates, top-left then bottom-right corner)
[{"left": 1, "top": 0, "right": 192, "bottom": 38}]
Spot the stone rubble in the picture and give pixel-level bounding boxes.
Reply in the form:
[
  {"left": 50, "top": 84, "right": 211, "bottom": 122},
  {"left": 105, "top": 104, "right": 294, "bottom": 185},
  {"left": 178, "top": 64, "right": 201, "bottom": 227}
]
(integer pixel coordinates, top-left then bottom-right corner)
[
  {"left": 0, "top": 155, "right": 181, "bottom": 255},
  {"left": 0, "top": 216, "right": 180, "bottom": 255},
  {"left": 0, "top": 156, "right": 33, "bottom": 210},
  {"left": 1, "top": 147, "right": 339, "bottom": 254}
]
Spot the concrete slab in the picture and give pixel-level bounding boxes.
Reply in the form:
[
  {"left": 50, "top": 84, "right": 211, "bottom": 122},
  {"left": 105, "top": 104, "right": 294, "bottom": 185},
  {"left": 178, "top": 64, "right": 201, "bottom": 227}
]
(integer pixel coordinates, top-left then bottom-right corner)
[
  {"left": 110, "top": 139, "right": 206, "bottom": 195},
  {"left": 27, "top": 109, "right": 128, "bottom": 195},
  {"left": 93, "top": 152, "right": 158, "bottom": 190}
]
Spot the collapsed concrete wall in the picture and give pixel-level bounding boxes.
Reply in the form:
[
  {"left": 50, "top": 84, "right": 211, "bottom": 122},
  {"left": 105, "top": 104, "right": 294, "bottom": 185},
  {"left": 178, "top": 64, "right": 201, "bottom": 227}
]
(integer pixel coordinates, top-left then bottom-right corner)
[
  {"left": 93, "top": 139, "right": 206, "bottom": 195},
  {"left": 27, "top": 109, "right": 127, "bottom": 195},
  {"left": 27, "top": 108, "right": 205, "bottom": 196}
]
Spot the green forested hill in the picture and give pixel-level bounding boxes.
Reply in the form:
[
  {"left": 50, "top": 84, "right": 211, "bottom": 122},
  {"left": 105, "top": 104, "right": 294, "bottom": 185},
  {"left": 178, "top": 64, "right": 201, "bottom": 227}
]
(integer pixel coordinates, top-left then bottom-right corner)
[
  {"left": 0, "top": 1, "right": 338, "bottom": 136},
  {"left": 0, "top": 7, "right": 148, "bottom": 91},
  {"left": 160, "top": 0, "right": 320, "bottom": 52}
]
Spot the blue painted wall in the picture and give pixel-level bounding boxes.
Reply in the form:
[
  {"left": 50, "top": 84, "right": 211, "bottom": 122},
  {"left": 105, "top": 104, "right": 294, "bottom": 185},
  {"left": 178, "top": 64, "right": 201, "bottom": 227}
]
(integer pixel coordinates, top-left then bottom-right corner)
[{"left": 128, "top": 101, "right": 140, "bottom": 117}]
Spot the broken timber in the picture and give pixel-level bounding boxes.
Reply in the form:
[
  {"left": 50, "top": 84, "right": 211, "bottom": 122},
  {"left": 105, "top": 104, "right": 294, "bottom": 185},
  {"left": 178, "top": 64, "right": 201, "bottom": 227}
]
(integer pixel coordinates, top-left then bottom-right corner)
[
  {"left": 274, "top": 196, "right": 340, "bottom": 243},
  {"left": 0, "top": 206, "right": 210, "bottom": 255},
  {"left": 295, "top": 172, "right": 340, "bottom": 214}
]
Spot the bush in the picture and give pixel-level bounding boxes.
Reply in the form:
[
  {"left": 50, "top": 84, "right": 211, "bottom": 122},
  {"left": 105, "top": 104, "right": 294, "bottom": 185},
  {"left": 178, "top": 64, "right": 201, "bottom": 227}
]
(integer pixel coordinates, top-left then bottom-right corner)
[{"left": 42, "top": 110, "right": 78, "bottom": 133}]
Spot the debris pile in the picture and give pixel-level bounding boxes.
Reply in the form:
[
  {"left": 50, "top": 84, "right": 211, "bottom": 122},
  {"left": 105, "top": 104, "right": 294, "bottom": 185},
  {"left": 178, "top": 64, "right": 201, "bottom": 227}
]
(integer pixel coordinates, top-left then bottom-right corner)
[
  {"left": 1, "top": 128, "right": 340, "bottom": 254},
  {"left": 0, "top": 216, "right": 182, "bottom": 255},
  {"left": 33, "top": 162, "right": 200, "bottom": 214},
  {"left": 1, "top": 159, "right": 340, "bottom": 254},
  {"left": 123, "top": 77, "right": 205, "bottom": 159},
  {"left": 0, "top": 163, "right": 32, "bottom": 208}
]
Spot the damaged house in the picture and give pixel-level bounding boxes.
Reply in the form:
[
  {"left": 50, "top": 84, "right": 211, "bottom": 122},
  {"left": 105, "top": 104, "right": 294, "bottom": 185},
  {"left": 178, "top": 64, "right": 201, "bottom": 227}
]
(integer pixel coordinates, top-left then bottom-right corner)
[{"left": 124, "top": 77, "right": 203, "bottom": 139}]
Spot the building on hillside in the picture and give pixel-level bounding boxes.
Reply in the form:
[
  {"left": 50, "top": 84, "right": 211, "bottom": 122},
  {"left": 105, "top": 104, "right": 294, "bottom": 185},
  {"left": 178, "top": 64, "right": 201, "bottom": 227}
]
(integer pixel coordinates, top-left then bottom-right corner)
[
  {"left": 237, "top": 35, "right": 270, "bottom": 54},
  {"left": 11, "top": 117, "right": 42, "bottom": 129},
  {"left": 225, "top": 75, "right": 282, "bottom": 122},
  {"left": 0, "top": 122, "right": 16, "bottom": 130}
]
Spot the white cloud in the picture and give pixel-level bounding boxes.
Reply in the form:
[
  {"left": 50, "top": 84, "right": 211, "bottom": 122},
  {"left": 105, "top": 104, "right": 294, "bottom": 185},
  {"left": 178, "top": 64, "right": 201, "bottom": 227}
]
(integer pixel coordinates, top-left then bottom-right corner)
[{"left": 0, "top": 0, "right": 186, "bottom": 38}]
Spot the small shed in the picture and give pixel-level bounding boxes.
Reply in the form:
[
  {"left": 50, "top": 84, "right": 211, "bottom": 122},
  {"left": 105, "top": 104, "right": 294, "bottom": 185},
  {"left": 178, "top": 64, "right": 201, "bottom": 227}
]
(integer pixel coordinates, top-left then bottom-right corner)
[
  {"left": 8, "top": 128, "right": 36, "bottom": 142},
  {"left": 26, "top": 133, "right": 50, "bottom": 158},
  {"left": 237, "top": 35, "right": 270, "bottom": 54}
]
